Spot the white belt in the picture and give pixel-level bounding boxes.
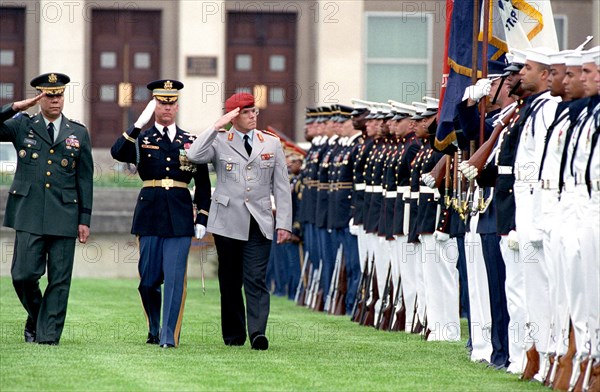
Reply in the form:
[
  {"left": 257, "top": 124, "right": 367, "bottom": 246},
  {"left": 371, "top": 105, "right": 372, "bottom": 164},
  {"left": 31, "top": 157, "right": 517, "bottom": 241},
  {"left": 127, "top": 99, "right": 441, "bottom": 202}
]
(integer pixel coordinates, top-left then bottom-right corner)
[
  {"left": 372, "top": 185, "right": 383, "bottom": 193},
  {"left": 386, "top": 191, "right": 398, "bottom": 199},
  {"left": 419, "top": 186, "right": 435, "bottom": 194},
  {"left": 365, "top": 185, "right": 374, "bottom": 193},
  {"left": 398, "top": 186, "right": 410, "bottom": 194},
  {"left": 354, "top": 183, "right": 366, "bottom": 191},
  {"left": 497, "top": 165, "right": 512, "bottom": 175},
  {"left": 410, "top": 192, "right": 419, "bottom": 199},
  {"left": 540, "top": 179, "right": 559, "bottom": 190}
]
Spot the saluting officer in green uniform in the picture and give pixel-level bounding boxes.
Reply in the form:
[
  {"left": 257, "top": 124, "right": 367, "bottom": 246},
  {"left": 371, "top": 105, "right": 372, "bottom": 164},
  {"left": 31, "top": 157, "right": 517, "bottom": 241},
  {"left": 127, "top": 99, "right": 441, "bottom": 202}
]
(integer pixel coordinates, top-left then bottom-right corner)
[{"left": 0, "top": 73, "right": 94, "bottom": 345}]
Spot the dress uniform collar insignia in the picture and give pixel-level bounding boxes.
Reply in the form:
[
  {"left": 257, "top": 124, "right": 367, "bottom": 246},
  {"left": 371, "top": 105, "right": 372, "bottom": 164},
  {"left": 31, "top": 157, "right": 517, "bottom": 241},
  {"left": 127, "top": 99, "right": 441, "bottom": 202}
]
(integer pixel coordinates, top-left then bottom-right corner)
[
  {"left": 228, "top": 132, "right": 234, "bottom": 141},
  {"left": 256, "top": 132, "right": 264, "bottom": 142}
]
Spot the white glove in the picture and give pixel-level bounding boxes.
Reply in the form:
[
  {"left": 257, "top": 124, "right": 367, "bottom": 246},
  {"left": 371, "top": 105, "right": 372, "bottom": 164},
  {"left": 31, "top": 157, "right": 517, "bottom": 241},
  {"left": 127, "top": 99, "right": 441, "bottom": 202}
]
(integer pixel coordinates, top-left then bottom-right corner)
[
  {"left": 529, "top": 227, "right": 544, "bottom": 248},
  {"left": 462, "top": 78, "right": 492, "bottom": 102},
  {"left": 349, "top": 218, "right": 359, "bottom": 236},
  {"left": 194, "top": 224, "right": 207, "bottom": 240},
  {"left": 459, "top": 161, "right": 479, "bottom": 181},
  {"left": 508, "top": 230, "right": 519, "bottom": 251},
  {"left": 421, "top": 173, "right": 436, "bottom": 188},
  {"left": 433, "top": 230, "right": 450, "bottom": 242},
  {"left": 134, "top": 99, "right": 156, "bottom": 129}
]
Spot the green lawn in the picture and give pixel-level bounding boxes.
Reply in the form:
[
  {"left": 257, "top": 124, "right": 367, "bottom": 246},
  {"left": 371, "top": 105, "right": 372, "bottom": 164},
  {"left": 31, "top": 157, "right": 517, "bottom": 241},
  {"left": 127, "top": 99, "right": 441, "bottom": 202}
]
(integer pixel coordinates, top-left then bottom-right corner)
[{"left": 0, "top": 277, "right": 546, "bottom": 391}]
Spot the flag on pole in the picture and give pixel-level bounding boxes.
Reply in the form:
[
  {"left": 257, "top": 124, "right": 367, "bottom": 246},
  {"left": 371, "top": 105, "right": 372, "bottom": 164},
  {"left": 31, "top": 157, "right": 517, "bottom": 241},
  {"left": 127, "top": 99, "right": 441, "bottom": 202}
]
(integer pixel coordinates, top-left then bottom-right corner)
[{"left": 435, "top": 0, "right": 558, "bottom": 150}]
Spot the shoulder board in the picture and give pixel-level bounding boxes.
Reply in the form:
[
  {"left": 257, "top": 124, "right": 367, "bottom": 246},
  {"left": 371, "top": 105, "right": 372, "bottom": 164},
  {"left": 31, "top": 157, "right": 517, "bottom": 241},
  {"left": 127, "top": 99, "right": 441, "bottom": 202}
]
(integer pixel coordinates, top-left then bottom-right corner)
[
  {"left": 68, "top": 118, "right": 87, "bottom": 128},
  {"left": 260, "top": 129, "right": 280, "bottom": 140},
  {"left": 13, "top": 111, "right": 31, "bottom": 119}
]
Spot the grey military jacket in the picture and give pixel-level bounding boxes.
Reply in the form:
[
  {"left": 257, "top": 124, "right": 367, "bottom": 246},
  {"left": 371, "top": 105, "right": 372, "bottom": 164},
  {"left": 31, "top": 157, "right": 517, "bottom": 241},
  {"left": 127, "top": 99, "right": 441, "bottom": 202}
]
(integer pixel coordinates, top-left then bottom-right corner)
[{"left": 187, "top": 127, "right": 292, "bottom": 241}]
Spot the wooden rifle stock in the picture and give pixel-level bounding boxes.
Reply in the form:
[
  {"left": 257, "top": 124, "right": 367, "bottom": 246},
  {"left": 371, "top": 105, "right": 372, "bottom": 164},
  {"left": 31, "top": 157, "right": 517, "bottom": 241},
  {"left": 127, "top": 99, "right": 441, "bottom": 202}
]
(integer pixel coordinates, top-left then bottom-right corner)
[
  {"left": 521, "top": 345, "right": 540, "bottom": 380},
  {"left": 429, "top": 154, "right": 447, "bottom": 189},
  {"left": 351, "top": 258, "right": 369, "bottom": 322},
  {"left": 333, "top": 260, "right": 347, "bottom": 316},
  {"left": 295, "top": 251, "right": 311, "bottom": 306},
  {"left": 553, "top": 324, "right": 576, "bottom": 390},
  {"left": 466, "top": 106, "right": 517, "bottom": 175},
  {"left": 361, "top": 260, "right": 379, "bottom": 327},
  {"left": 376, "top": 264, "right": 393, "bottom": 330},
  {"left": 390, "top": 275, "right": 406, "bottom": 332}
]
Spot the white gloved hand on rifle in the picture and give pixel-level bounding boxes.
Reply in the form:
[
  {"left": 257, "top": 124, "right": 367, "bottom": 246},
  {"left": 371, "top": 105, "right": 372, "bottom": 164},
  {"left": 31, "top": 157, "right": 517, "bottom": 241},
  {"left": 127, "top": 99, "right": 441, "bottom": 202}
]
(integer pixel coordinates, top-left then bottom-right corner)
[
  {"left": 194, "top": 224, "right": 207, "bottom": 240},
  {"left": 349, "top": 218, "right": 359, "bottom": 236},
  {"left": 134, "top": 99, "right": 156, "bottom": 129},
  {"left": 421, "top": 173, "right": 436, "bottom": 188},
  {"left": 462, "top": 78, "right": 492, "bottom": 102},
  {"left": 507, "top": 230, "right": 519, "bottom": 251},
  {"left": 459, "top": 161, "right": 479, "bottom": 181}
]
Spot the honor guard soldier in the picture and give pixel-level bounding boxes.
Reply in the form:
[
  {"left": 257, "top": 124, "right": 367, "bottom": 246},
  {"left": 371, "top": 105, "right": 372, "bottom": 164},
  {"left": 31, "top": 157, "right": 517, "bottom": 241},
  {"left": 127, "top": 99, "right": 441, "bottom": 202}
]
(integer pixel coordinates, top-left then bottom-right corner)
[
  {"left": 387, "top": 101, "right": 421, "bottom": 332},
  {"left": 111, "top": 79, "right": 212, "bottom": 348},
  {"left": 1, "top": 72, "right": 93, "bottom": 345}
]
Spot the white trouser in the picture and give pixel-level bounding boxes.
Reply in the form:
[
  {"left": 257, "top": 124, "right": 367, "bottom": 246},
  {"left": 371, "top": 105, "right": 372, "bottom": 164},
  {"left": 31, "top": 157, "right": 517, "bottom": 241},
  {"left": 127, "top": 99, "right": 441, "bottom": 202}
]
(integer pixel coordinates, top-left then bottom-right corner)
[
  {"left": 357, "top": 226, "right": 368, "bottom": 273},
  {"left": 540, "top": 188, "right": 561, "bottom": 356},
  {"left": 465, "top": 213, "right": 493, "bottom": 362},
  {"left": 396, "top": 235, "right": 417, "bottom": 332},
  {"left": 560, "top": 189, "right": 590, "bottom": 359},
  {"left": 408, "top": 242, "right": 426, "bottom": 328},
  {"left": 374, "top": 236, "right": 392, "bottom": 319},
  {"left": 420, "top": 234, "right": 461, "bottom": 341},
  {"left": 574, "top": 187, "right": 600, "bottom": 359},
  {"left": 499, "top": 236, "right": 527, "bottom": 373},
  {"left": 514, "top": 185, "right": 551, "bottom": 355}
]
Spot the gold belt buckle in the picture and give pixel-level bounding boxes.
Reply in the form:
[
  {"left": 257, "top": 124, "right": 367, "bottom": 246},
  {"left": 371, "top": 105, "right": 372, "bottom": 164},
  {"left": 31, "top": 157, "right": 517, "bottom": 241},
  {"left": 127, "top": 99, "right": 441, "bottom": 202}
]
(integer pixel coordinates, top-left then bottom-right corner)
[{"left": 161, "top": 179, "right": 174, "bottom": 189}]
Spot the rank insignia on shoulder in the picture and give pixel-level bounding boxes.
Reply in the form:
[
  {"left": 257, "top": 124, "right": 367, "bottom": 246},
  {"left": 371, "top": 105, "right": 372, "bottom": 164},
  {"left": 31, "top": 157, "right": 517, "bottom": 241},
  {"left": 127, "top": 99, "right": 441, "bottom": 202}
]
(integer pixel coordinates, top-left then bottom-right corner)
[
  {"left": 69, "top": 118, "right": 86, "bottom": 127},
  {"left": 261, "top": 153, "right": 275, "bottom": 160},
  {"left": 226, "top": 163, "right": 233, "bottom": 171}
]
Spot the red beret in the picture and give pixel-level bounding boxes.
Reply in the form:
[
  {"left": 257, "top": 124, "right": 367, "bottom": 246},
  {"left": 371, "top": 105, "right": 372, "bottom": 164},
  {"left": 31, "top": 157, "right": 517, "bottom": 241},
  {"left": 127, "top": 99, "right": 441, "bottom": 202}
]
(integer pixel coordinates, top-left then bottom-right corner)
[{"left": 225, "top": 92, "right": 255, "bottom": 112}]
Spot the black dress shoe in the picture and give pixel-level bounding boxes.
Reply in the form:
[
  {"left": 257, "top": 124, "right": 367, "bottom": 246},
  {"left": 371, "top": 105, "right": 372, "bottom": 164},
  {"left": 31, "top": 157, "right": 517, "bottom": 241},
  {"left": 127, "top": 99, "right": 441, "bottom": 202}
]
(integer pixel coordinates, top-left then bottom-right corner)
[
  {"left": 250, "top": 334, "right": 268, "bottom": 350},
  {"left": 160, "top": 343, "right": 174, "bottom": 348},
  {"left": 146, "top": 333, "right": 159, "bottom": 345},
  {"left": 24, "top": 324, "right": 36, "bottom": 343},
  {"left": 37, "top": 341, "right": 58, "bottom": 346},
  {"left": 224, "top": 337, "right": 246, "bottom": 346}
]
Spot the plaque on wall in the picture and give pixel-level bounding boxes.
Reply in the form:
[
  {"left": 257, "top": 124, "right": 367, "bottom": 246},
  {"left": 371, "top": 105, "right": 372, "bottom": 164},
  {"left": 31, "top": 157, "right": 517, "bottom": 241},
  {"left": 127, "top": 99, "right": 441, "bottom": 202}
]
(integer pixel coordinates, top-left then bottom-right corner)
[{"left": 186, "top": 56, "right": 218, "bottom": 76}]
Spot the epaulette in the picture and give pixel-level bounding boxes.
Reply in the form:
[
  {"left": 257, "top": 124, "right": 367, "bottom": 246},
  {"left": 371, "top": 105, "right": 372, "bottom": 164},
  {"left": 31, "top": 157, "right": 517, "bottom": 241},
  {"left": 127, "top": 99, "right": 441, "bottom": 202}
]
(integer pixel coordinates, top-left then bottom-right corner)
[
  {"left": 68, "top": 118, "right": 87, "bottom": 128},
  {"left": 260, "top": 129, "right": 280, "bottom": 140},
  {"left": 12, "top": 111, "right": 30, "bottom": 119}
]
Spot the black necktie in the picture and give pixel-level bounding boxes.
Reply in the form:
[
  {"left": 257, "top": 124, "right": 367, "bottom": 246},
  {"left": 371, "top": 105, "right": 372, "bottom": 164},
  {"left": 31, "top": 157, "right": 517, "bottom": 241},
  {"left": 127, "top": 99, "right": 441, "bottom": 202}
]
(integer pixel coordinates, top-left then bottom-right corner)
[
  {"left": 243, "top": 134, "right": 252, "bottom": 156},
  {"left": 47, "top": 122, "right": 55, "bottom": 142},
  {"left": 163, "top": 127, "right": 171, "bottom": 142}
]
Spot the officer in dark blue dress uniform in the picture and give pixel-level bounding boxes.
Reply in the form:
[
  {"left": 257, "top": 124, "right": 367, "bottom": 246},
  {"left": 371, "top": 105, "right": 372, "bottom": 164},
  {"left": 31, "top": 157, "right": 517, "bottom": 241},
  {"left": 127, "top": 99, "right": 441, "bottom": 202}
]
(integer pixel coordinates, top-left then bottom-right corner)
[{"left": 111, "top": 80, "right": 211, "bottom": 348}]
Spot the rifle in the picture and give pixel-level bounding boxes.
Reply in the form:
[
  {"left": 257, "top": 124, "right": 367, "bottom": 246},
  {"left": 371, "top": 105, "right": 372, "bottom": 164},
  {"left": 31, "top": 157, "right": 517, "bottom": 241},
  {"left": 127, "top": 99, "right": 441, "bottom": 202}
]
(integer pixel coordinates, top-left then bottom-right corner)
[
  {"left": 306, "top": 261, "right": 320, "bottom": 309},
  {"left": 390, "top": 274, "right": 406, "bottom": 332},
  {"left": 325, "top": 246, "right": 343, "bottom": 314},
  {"left": 311, "top": 261, "right": 324, "bottom": 311},
  {"left": 332, "top": 256, "right": 347, "bottom": 316},
  {"left": 411, "top": 295, "right": 422, "bottom": 334},
  {"left": 463, "top": 106, "right": 517, "bottom": 176},
  {"left": 357, "top": 257, "right": 374, "bottom": 325},
  {"left": 361, "top": 258, "right": 379, "bottom": 327},
  {"left": 294, "top": 250, "right": 311, "bottom": 306},
  {"left": 376, "top": 263, "right": 393, "bottom": 330},
  {"left": 351, "top": 257, "right": 369, "bottom": 322}
]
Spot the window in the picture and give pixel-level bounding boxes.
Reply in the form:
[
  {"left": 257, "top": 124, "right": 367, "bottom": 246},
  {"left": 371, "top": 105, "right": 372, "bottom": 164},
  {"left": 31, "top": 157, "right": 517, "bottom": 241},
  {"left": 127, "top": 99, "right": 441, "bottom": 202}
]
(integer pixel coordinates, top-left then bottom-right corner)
[
  {"left": 554, "top": 15, "right": 567, "bottom": 51},
  {"left": 365, "top": 13, "right": 432, "bottom": 103}
]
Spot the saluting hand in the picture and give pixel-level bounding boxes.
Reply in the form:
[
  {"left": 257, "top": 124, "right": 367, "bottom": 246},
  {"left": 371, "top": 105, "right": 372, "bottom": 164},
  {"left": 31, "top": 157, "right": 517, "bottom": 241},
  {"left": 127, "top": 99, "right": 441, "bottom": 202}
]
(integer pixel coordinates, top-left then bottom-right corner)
[
  {"left": 276, "top": 229, "right": 291, "bottom": 244},
  {"left": 12, "top": 92, "right": 45, "bottom": 112},
  {"left": 78, "top": 224, "right": 90, "bottom": 244},
  {"left": 213, "top": 107, "right": 240, "bottom": 130}
]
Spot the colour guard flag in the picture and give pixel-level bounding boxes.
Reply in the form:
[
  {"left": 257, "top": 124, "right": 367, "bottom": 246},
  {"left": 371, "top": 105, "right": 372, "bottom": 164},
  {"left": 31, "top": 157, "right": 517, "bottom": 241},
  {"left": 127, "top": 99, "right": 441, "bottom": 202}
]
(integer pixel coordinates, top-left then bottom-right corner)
[{"left": 435, "top": 0, "right": 557, "bottom": 150}]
